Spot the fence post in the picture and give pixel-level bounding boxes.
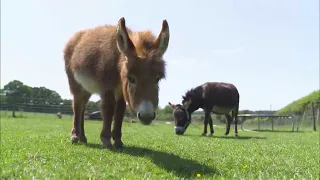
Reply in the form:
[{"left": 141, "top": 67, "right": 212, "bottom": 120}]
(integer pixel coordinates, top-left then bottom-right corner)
[
  {"left": 316, "top": 108, "right": 320, "bottom": 129},
  {"left": 241, "top": 117, "right": 244, "bottom": 131},
  {"left": 258, "top": 117, "right": 260, "bottom": 130},
  {"left": 291, "top": 117, "right": 295, "bottom": 132},
  {"left": 296, "top": 113, "right": 302, "bottom": 132},
  {"left": 312, "top": 102, "right": 316, "bottom": 131},
  {"left": 271, "top": 118, "right": 274, "bottom": 131}
]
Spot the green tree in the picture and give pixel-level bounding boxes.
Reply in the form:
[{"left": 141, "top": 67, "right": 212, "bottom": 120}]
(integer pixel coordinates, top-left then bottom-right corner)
[
  {"left": 47, "top": 91, "right": 63, "bottom": 105},
  {"left": 31, "top": 87, "right": 62, "bottom": 105},
  {"left": 62, "top": 99, "right": 73, "bottom": 105},
  {"left": 3, "top": 80, "right": 32, "bottom": 117},
  {"left": 162, "top": 105, "right": 173, "bottom": 114},
  {"left": 0, "top": 89, "right": 7, "bottom": 104}
]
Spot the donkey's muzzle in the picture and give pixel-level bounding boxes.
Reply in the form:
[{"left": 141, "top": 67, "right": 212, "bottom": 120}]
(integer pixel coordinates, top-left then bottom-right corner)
[
  {"left": 137, "top": 112, "right": 156, "bottom": 125},
  {"left": 136, "top": 101, "right": 156, "bottom": 125},
  {"left": 174, "top": 126, "right": 185, "bottom": 135}
]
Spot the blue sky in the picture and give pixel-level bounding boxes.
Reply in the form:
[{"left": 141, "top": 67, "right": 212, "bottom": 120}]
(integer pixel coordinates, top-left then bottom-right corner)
[{"left": 1, "top": 0, "right": 319, "bottom": 110}]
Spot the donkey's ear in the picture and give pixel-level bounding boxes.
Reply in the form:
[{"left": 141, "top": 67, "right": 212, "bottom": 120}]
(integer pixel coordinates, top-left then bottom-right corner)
[
  {"left": 152, "top": 20, "right": 170, "bottom": 56},
  {"left": 183, "top": 99, "right": 191, "bottom": 109},
  {"left": 168, "top": 102, "right": 176, "bottom": 109},
  {"left": 116, "top": 17, "right": 136, "bottom": 57}
]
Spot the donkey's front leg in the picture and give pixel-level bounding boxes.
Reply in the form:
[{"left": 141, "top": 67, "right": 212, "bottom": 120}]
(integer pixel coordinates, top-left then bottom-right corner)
[
  {"left": 112, "top": 96, "right": 126, "bottom": 149},
  {"left": 100, "top": 90, "right": 115, "bottom": 149}
]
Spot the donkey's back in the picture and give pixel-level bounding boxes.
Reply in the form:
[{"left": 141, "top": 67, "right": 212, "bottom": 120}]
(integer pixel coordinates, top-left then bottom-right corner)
[
  {"left": 64, "top": 25, "right": 121, "bottom": 75},
  {"left": 64, "top": 25, "right": 126, "bottom": 94},
  {"left": 202, "top": 82, "right": 239, "bottom": 107}
]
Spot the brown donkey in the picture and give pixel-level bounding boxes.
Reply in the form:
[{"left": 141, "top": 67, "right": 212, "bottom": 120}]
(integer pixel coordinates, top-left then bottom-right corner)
[
  {"left": 168, "top": 82, "right": 240, "bottom": 137},
  {"left": 64, "top": 17, "right": 170, "bottom": 149}
]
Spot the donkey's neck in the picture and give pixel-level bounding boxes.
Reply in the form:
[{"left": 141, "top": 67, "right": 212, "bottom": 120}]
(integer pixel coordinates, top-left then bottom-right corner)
[
  {"left": 192, "top": 85, "right": 204, "bottom": 104},
  {"left": 186, "top": 85, "right": 204, "bottom": 114},
  {"left": 187, "top": 106, "right": 198, "bottom": 114}
]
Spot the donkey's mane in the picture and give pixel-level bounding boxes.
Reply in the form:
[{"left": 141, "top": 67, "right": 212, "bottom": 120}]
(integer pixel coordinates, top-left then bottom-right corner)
[{"left": 182, "top": 85, "right": 203, "bottom": 101}]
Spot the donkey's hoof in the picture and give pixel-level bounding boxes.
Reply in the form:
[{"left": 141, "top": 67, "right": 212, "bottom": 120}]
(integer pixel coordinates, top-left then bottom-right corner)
[
  {"left": 71, "top": 135, "right": 79, "bottom": 144},
  {"left": 101, "top": 137, "right": 113, "bottom": 149},
  {"left": 235, "top": 133, "right": 239, "bottom": 137},
  {"left": 208, "top": 134, "right": 213, "bottom": 137},
  {"left": 79, "top": 136, "right": 87, "bottom": 144},
  {"left": 114, "top": 139, "right": 124, "bottom": 150},
  {"left": 201, "top": 133, "right": 207, "bottom": 136},
  {"left": 102, "top": 142, "right": 113, "bottom": 149}
]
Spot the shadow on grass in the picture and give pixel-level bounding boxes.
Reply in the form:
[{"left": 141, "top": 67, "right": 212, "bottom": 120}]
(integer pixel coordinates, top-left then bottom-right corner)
[
  {"left": 251, "top": 129, "right": 302, "bottom": 133},
  {"left": 252, "top": 129, "right": 292, "bottom": 133},
  {"left": 181, "top": 134, "right": 266, "bottom": 140},
  {"left": 85, "top": 143, "right": 217, "bottom": 178},
  {"left": 213, "top": 135, "right": 266, "bottom": 140}
]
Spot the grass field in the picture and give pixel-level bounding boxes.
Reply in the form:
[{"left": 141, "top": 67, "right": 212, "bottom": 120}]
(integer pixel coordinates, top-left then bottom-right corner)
[{"left": 1, "top": 115, "right": 319, "bottom": 180}]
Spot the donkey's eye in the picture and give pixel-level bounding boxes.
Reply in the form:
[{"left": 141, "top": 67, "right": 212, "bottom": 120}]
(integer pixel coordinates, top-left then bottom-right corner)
[
  {"left": 127, "top": 75, "right": 136, "bottom": 84},
  {"left": 156, "top": 77, "right": 161, "bottom": 83}
]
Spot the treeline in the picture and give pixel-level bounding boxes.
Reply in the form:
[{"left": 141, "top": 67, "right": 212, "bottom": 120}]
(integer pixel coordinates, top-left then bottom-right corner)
[
  {"left": 1, "top": 80, "right": 279, "bottom": 121},
  {"left": 0, "top": 80, "right": 177, "bottom": 119}
]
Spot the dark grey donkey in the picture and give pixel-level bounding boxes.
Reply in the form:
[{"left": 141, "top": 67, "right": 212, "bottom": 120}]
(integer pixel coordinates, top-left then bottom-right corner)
[{"left": 169, "top": 82, "right": 240, "bottom": 136}]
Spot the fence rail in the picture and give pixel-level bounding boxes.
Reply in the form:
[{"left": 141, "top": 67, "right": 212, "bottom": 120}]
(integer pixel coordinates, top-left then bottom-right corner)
[{"left": 1, "top": 102, "right": 319, "bottom": 132}]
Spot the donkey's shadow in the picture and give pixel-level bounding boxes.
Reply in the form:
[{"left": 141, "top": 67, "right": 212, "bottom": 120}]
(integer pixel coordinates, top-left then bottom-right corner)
[
  {"left": 86, "top": 143, "right": 217, "bottom": 178},
  {"left": 182, "top": 134, "right": 266, "bottom": 140}
]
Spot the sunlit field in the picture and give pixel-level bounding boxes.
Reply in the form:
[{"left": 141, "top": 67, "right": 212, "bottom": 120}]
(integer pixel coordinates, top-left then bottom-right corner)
[{"left": 1, "top": 114, "right": 319, "bottom": 180}]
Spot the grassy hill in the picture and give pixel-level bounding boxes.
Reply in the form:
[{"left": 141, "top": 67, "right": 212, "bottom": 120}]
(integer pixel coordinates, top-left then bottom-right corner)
[{"left": 277, "top": 90, "right": 320, "bottom": 115}]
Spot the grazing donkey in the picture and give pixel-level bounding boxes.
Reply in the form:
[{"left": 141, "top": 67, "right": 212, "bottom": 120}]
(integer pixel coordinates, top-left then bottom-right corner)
[
  {"left": 168, "top": 82, "right": 240, "bottom": 137},
  {"left": 64, "top": 17, "right": 170, "bottom": 149}
]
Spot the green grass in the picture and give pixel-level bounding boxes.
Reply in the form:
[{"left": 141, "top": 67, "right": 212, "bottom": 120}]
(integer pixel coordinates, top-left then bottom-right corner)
[{"left": 1, "top": 116, "right": 319, "bottom": 180}]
